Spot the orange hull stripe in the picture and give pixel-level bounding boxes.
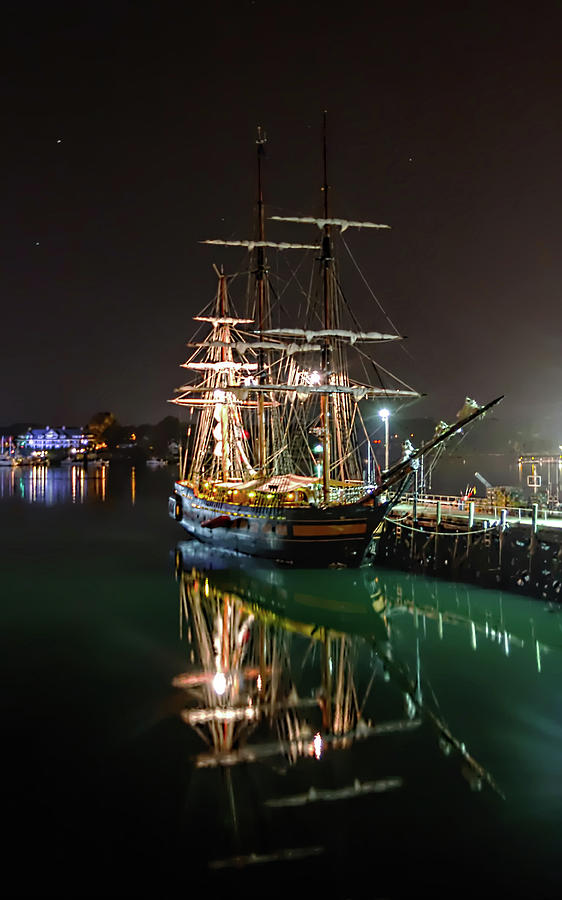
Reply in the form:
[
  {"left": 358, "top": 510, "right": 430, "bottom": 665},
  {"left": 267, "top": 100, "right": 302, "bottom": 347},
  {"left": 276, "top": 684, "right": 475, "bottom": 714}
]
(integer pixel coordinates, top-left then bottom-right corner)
[{"left": 293, "top": 523, "right": 367, "bottom": 537}]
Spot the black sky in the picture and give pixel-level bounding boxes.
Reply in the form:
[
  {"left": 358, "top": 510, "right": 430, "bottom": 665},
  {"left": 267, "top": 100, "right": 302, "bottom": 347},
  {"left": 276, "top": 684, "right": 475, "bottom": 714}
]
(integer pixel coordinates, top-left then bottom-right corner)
[{"left": 1, "top": 1, "right": 561, "bottom": 441}]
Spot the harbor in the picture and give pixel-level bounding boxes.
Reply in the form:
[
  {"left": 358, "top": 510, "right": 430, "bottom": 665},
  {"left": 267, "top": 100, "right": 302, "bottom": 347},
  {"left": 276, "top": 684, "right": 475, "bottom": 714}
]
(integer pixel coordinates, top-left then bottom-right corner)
[
  {"left": 0, "top": 420, "right": 179, "bottom": 470},
  {"left": 3, "top": 4, "right": 562, "bottom": 897}
]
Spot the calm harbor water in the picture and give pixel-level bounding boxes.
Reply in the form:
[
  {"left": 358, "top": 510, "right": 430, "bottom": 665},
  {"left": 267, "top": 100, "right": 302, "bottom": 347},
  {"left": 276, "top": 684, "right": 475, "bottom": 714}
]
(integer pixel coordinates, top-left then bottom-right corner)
[{"left": 2, "top": 464, "right": 560, "bottom": 897}]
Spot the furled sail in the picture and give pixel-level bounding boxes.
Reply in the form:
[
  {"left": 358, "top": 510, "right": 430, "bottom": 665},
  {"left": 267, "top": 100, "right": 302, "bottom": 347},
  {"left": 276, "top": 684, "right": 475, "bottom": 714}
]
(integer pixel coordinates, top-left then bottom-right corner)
[
  {"left": 262, "top": 328, "right": 403, "bottom": 343},
  {"left": 222, "top": 384, "right": 421, "bottom": 400},
  {"left": 456, "top": 397, "right": 481, "bottom": 420},
  {"left": 270, "top": 216, "right": 391, "bottom": 233},
  {"left": 201, "top": 239, "right": 320, "bottom": 251},
  {"left": 193, "top": 316, "right": 254, "bottom": 325},
  {"left": 181, "top": 361, "right": 258, "bottom": 371},
  {"left": 189, "top": 340, "right": 323, "bottom": 355}
]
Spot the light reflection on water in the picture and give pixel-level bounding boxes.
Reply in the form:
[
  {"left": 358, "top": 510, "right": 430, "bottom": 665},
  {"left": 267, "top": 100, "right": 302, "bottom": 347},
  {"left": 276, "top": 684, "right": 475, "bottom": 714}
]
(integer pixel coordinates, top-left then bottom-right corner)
[
  {"left": 0, "top": 461, "right": 119, "bottom": 505},
  {"left": 1, "top": 465, "right": 560, "bottom": 896},
  {"left": 172, "top": 541, "right": 561, "bottom": 891}
]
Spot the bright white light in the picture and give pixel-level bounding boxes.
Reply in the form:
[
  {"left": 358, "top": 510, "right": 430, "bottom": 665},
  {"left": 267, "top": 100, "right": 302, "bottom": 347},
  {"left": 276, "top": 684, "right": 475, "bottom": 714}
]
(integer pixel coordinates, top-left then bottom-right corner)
[
  {"left": 379, "top": 408, "right": 390, "bottom": 420},
  {"left": 313, "top": 732, "right": 323, "bottom": 760},
  {"left": 309, "top": 370, "right": 321, "bottom": 385},
  {"left": 313, "top": 443, "right": 323, "bottom": 454},
  {"left": 213, "top": 672, "right": 227, "bottom": 695}
]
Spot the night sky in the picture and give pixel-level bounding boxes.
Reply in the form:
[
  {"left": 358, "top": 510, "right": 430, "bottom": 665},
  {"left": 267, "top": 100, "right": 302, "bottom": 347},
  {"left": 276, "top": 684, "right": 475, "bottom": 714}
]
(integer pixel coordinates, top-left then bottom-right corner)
[{"left": 1, "top": 1, "right": 561, "bottom": 441}]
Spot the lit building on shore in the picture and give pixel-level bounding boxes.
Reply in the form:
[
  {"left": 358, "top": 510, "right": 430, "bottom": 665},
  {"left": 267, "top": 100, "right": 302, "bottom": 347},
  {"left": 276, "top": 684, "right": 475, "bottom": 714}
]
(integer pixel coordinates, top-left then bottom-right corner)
[{"left": 17, "top": 426, "right": 91, "bottom": 452}]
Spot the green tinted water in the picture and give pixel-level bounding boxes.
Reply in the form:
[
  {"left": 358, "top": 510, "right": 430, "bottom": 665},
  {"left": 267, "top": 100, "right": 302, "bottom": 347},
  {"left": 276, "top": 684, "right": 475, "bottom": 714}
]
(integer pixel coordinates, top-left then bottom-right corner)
[{"left": 1, "top": 466, "right": 560, "bottom": 897}]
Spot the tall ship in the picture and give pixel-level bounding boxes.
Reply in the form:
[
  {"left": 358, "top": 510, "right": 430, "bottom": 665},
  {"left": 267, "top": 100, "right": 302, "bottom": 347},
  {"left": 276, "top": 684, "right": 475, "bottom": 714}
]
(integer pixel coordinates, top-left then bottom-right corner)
[{"left": 169, "top": 121, "right": 501, "bottom": 566}]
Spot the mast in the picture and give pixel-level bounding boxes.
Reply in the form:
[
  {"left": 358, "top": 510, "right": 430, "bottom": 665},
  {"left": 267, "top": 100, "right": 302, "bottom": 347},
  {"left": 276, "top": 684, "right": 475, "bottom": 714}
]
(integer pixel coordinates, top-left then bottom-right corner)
[
  {"left": 219, "top": 270, "right": 227, "bottom": 349},
  {"left": 320, "top": 111, "right": 332, "bottom": 503},
  {"left": 218, "top": 270, "right": 230, "bottom": 481},
  {"left": 256, "top": 127, "right": 267, "bottom": 474}
]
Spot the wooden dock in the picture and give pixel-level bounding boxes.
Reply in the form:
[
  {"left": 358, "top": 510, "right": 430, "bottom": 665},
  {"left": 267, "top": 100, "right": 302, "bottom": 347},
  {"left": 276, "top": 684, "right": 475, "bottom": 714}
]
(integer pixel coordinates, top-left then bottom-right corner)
[{"left": 375, "top": 493, "right": 562, "bottom": 603}]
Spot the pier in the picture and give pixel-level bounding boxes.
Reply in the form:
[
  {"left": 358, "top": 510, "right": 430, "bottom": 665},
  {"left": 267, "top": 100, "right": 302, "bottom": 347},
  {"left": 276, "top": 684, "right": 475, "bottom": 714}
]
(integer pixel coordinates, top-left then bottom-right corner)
[{"left": 376, "top": 493, "right": 562, "bottom": 603}]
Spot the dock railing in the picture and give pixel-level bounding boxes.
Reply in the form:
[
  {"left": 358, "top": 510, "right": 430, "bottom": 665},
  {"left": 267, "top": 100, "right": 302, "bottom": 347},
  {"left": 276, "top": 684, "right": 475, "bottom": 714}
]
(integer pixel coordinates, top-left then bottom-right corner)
[{"left": 395, "top": 492, "right": 562, "bottom": 526}]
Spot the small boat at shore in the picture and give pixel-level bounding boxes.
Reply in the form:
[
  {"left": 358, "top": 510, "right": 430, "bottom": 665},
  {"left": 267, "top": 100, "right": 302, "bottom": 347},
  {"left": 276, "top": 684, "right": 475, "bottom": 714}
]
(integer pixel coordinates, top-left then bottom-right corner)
[
  {"left": 0, "top": 436, "right": 20, "bottom": 466},
  {"left": 0, "top": 455, "right": 20, "bottom": 467}
]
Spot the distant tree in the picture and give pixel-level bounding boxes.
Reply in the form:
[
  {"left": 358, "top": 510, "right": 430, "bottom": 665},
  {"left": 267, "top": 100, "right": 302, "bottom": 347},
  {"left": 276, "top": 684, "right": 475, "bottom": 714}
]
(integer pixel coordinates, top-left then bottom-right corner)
[
  {"left": 155, "top": 416, "right": 180, "bottom": 440},
  {"left": 103, "top": 422, "right": 129, "bottom": 448},
  {"left": 87, "top": 412, "right": 117, "bottom": 441},
  {"left": 153, "top": 416, "right": 180, "bottom": 455}
]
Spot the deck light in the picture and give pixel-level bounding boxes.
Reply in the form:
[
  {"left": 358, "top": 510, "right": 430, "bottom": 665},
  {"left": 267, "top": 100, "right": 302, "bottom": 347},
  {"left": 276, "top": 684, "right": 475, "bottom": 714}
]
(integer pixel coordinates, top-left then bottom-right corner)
[{"left": 213, "top": 673, "right": 227, "bottom": 696}]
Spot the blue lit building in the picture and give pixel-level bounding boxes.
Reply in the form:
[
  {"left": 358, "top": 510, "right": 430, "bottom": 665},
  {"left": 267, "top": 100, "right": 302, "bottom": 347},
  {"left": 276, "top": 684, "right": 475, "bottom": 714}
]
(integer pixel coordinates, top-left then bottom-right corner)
[{"left": 18, "top": 426, "right": 90, "bottom": 452}]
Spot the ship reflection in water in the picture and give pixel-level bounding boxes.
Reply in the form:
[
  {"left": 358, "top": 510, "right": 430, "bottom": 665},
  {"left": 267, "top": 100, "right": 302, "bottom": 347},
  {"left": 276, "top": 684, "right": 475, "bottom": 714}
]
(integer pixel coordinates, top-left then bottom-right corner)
[{"left": 172, "top": 542, "right": 525, "bottom": 889}]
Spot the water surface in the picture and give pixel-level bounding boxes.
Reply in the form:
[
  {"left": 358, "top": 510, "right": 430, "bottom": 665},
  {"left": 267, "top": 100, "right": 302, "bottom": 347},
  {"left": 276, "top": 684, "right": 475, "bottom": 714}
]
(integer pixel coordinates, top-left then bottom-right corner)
[{"left": 1, "top": 465, "right": 560, "bottom": 897}]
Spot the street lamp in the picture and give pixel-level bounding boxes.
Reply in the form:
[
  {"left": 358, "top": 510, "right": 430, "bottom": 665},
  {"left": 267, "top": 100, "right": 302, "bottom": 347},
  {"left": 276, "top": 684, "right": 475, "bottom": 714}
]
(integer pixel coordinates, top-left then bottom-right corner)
[{"left": 378, "top": 408, "right": 390, "bottom": 472}]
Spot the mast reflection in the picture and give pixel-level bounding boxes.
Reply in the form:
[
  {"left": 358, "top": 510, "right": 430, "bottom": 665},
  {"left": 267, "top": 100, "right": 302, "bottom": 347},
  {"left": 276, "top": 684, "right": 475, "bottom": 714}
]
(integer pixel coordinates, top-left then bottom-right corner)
[
  {"left": 173, "top": 542, "right": 503, "bottom": 798},
  {"left": 175, "top": 543, "right": 395, "bottom": 769}
]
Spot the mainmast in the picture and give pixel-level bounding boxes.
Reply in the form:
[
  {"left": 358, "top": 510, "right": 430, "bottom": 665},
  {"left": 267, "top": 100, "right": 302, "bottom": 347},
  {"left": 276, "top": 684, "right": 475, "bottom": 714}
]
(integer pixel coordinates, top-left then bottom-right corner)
[
  {"left": 320, "top": 111, "right": 332, "bottom": 503},
  {"left": 256, "top": 127, "right": 267, "bottom": 474},
  {"left": 218, "top": 270, "right": 230, "bottom": 481}
]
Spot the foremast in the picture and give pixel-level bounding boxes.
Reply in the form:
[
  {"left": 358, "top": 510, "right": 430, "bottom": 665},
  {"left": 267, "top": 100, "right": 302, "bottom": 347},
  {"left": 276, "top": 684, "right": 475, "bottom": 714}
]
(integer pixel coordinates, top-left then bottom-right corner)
[
  {"left": 171, "top": 271, "right": 257, "bottom": 484},
  {"left": 199, "top": 128, "right": 321, "bottom": 484}
]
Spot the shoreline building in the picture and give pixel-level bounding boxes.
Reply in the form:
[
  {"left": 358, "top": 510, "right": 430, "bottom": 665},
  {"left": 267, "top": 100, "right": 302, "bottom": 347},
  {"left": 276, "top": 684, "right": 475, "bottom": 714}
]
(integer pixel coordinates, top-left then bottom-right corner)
[{"left": 18, "top": 426, "right": 90, "bottom": 453}]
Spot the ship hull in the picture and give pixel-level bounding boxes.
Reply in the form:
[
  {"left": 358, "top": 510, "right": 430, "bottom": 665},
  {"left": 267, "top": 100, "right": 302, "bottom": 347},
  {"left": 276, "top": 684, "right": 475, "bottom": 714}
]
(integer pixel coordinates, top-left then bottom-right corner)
[{"left": 169, "top": 483, "right": 388, "bottom": 567}]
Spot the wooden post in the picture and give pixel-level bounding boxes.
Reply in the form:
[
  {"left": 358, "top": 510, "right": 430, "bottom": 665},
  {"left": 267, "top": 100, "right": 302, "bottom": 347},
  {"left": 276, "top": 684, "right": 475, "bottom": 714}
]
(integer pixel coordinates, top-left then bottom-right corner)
[
  {"left": 465, "top": 500, "right": 474, "bottom": 558},
  {"left": 434, "top": 500, "right": 442, "bottom": 574},
  {"left": 530, "top": 503, "right": 539, "bottom": 589},
  {"left": 498, "top": 509, "right": 507, "bottom": 574}
]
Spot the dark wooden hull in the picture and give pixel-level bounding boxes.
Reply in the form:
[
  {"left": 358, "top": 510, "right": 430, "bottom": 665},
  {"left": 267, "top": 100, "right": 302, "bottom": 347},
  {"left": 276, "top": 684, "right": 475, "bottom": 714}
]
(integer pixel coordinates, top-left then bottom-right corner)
[{"left": 169, "top": 482, "right": 388, "bottom": 567}]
